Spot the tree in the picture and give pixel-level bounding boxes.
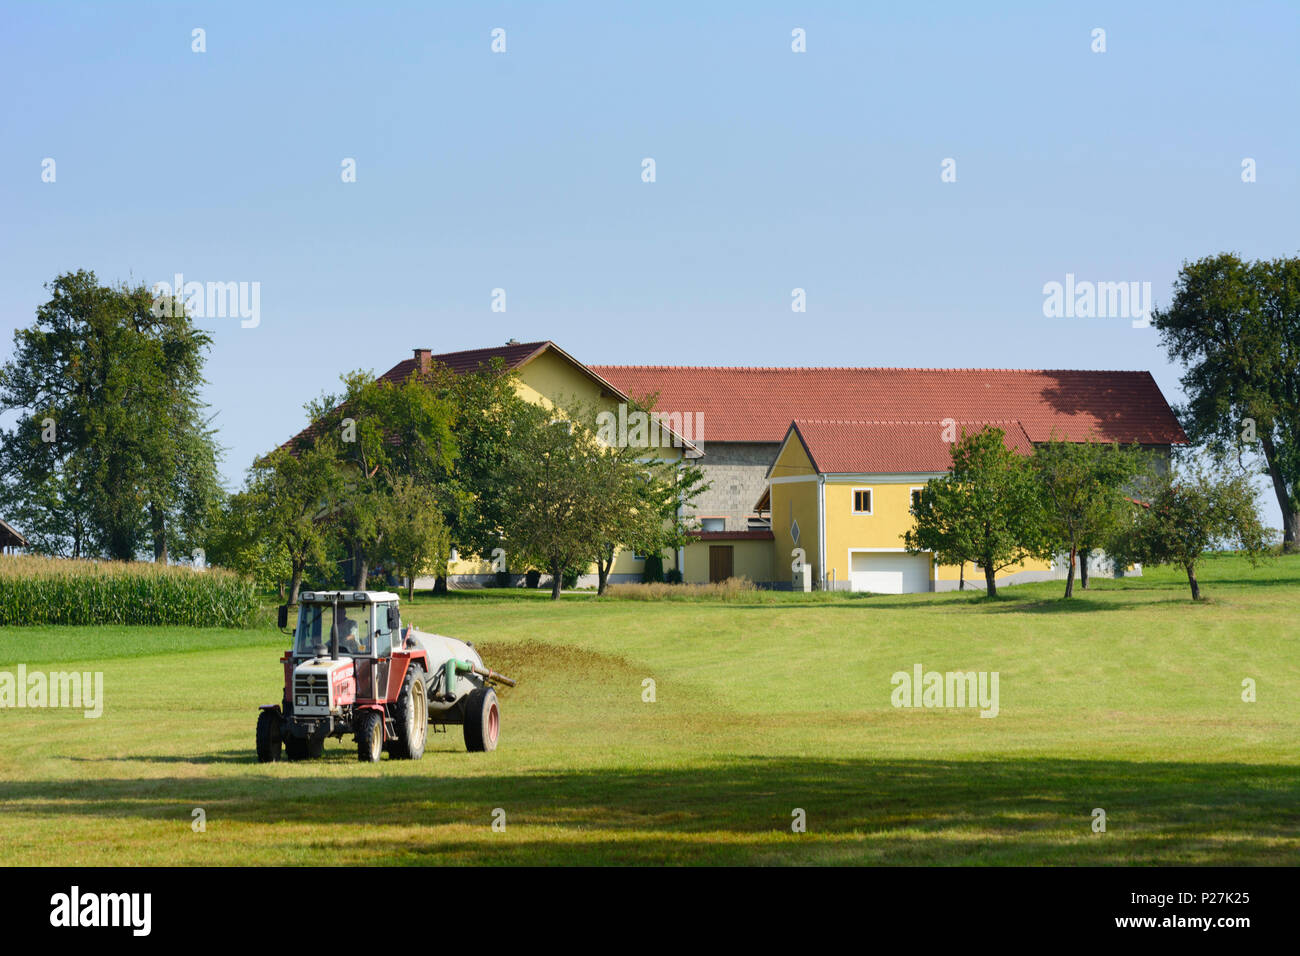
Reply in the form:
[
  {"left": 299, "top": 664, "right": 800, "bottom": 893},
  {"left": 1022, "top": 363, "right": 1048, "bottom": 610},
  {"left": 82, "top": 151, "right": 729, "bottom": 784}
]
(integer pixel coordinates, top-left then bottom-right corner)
[
  {"left": 0, "top": 271, "right": 222, "bottom": 560},
  {"left": 380, "top": 476, "right": 451, "bottom": 600},
  {"left": 1031, "top": 435, "right": 1148, "bottom": 597},
  {"left": 212, "top": 445, "right": 340, "bottom": 605},
  {"left": 903, "top": 427, "right": 1042, "bottom": 597},
  {"left": 431, "top": 361, "right": 526, "bottom": 564},
  {"left": 904, "top": 479, "right": 981, "bottom": 589},
  {"left": 305, "top": 371, "right": 458, "bottom": 588},
  {"left": 496, "top": 403, "right": 609, "bottom": 599},
  {"left": 1107, "top": 462, "right": 1272, "bottom": 600},
  {"left": 1151, "top": 254, "right": 1300, "bottom": 551},
  {"left": 585, "top": 415, "right": 710, "bottom": 595}
]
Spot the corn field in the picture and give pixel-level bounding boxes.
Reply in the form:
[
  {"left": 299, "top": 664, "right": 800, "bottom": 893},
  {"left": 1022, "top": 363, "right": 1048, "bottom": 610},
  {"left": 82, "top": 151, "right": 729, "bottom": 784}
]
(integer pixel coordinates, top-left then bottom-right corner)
[{"left": 0, "top": 555, "right": 258, "bottom": 628}]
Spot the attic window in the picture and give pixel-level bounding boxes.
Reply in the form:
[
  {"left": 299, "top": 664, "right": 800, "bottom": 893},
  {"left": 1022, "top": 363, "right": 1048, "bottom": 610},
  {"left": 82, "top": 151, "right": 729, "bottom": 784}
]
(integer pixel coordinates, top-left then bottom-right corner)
[
  {"left": 852, "top": 489, "right": 873, "bottom": 515},
  {"left": 701, "top": 518, "right": 725, "bottom": 532}
]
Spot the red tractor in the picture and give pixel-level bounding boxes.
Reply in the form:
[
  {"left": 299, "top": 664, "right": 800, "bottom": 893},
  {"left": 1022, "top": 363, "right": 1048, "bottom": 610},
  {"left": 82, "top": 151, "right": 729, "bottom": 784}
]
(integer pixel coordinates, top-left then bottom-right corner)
[{"left": 256, "top": 590, "right": 515, "bottom": 762}]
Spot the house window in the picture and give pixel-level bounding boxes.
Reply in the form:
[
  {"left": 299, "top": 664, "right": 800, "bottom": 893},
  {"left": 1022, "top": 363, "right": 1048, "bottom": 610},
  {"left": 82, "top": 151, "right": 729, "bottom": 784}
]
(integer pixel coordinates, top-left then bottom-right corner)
[
  {"left": 700, "top": 517, "right": 725, "bottom": 532},
  {"left": 910, "top": 488, "right": 923, "bottom": 511},
  {"left": 852, "top": 489, "right": 873, "bottom": 515}
]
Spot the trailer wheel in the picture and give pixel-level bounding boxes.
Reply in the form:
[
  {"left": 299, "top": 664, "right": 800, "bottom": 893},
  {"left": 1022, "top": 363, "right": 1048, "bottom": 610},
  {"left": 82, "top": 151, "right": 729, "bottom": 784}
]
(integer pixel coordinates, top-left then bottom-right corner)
[
  {"left": 356, "top": 710, "right": 384, "bottom": 763},
  {"left": 388, "top": 666, "right": 428, "bottom": 760},
  {"left": 255, "top": 709, "right": 282, "bottom": 763},
  {"left": 463, "top": 687, "right": 499, "bottom": 752}
]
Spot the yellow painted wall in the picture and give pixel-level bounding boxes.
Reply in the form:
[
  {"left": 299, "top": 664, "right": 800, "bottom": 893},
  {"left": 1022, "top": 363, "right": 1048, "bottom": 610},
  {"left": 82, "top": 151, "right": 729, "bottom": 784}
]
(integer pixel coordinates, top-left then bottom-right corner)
[
  {"left": 682, "top": 539, "right": 774, "bottom": 583},
  {"left": 822, "top": 480, "right": 926, "bottom": 585},
  {"left": 515, "top": 349, "right": 613, "bottom": 413},
  {"left": 769, "top": 430, "right": 817, "bottom": 478},
  {"left": 770, "top": 482, "right": 819, "bottom": 586},
  {"left": 820, "top": 478, "right": 1053, "bottom": 585},
  {"left": 767, "top": 433, "right": 822, "bottom": 584}
]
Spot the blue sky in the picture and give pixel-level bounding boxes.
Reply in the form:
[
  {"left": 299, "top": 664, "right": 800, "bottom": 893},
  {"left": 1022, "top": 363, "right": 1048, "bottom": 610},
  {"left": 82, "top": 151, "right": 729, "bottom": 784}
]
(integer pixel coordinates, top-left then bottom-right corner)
[{"left": 2, "top": 1, "right": 1297, "bottom": 523}]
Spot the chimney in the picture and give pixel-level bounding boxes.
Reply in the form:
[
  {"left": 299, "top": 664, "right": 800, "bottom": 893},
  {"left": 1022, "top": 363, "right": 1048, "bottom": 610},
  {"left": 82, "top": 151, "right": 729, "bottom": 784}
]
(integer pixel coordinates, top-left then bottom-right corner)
[{"left": 413, "top": 348, "right": 431, "bottom": 373}]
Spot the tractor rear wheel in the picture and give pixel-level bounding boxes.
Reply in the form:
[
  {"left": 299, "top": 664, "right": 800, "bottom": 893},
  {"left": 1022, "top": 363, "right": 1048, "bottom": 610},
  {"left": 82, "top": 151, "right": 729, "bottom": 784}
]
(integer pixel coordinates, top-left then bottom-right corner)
[
  {"left": 255, "top": 710, "right": 282, "bottom": 763},
  {"left": 356, "top": 710, "right": 384, "bottom": 762},
  {"left": 388, "top": 666, "right": 428, "bottom": 760},
  {"left": 463, "top": 687, "right": 499, "bottom": 752}
]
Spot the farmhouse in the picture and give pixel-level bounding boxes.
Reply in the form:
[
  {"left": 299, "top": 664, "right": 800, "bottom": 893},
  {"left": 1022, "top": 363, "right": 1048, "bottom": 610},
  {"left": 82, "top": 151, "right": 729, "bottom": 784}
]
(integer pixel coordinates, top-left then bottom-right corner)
[{"left": 341, "top": 341, "right": 1187, "bottom": 592}]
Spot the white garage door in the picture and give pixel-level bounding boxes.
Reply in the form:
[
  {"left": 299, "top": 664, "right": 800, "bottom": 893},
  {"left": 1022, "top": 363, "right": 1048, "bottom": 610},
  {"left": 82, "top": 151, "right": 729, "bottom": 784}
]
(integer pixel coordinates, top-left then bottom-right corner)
[{"left": 849, "top": 552, "right": 931, "bottom": 594}]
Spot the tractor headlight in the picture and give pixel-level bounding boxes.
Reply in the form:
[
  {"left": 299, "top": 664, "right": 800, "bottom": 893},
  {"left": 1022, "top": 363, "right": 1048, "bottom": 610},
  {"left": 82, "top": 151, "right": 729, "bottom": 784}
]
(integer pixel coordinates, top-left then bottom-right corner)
[
  {"left": 315, "top": 695, "right": 328, "bottom": 707},
  {"left": 296, "top": 695, "right": 308, "bottom": 707}
]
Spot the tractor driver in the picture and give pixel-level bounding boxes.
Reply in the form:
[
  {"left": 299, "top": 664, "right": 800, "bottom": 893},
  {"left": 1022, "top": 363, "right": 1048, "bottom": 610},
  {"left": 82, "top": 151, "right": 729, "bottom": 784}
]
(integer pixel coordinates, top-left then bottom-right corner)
[{"left": 338, "top": 615, "right": 370, "bottom": 655}]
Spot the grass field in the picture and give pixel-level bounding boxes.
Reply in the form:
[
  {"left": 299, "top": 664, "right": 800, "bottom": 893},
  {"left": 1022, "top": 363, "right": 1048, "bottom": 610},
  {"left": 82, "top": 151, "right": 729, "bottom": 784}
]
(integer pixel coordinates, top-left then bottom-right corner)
[{"left": 1, "top": 554, "right": 1297, "bottom": 865}]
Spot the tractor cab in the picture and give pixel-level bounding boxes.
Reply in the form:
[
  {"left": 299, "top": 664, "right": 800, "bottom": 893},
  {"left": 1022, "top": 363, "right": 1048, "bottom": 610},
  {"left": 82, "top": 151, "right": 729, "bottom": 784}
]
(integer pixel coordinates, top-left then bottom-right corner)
[
  {"left": 280, "top": 591, "right": 404, "bottom": 712},
  {"left": 283, "top": 591, "right": 402, "bottom": 661}
]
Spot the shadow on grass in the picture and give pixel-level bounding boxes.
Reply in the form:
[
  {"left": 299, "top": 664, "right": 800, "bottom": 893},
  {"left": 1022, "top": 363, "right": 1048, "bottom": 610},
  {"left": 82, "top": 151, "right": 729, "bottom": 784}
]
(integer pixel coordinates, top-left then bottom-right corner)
[{"left": 11, "top": 756, "right": 1299, "bottom": 864}]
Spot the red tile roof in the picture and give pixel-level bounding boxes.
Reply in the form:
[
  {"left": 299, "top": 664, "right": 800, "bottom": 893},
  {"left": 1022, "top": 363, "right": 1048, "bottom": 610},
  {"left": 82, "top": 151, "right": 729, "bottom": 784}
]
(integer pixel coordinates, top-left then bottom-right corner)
[
  {"left": 589, "top": 366, "right": 1187, "bottom": 446},
  {"left": 286, "top": 341, "right": 706, "bottom": 454},
  {"left": 787, "top": 420, "right": 1035, "bottom": 474},
  {"left": 282, "top": 343, "right": 551, "bottom": 452},
  {"left": 378, "top": 341, "right": 552, "bottom": 384}
]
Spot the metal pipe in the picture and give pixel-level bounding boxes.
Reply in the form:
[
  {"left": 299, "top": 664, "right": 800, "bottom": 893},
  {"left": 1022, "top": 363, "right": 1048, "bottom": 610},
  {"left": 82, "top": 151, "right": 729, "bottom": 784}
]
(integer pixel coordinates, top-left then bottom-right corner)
[
  {"left": 444, "top": 658, "right": 472, "bottom": 698},
  {"left": 471, "top": 663, "right": 517, "bottom": 687}
]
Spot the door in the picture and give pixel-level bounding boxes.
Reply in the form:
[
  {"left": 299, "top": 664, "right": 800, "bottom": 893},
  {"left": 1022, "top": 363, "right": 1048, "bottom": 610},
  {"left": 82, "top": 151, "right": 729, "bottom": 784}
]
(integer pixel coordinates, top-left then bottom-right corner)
[
  {"left": 709, "top": 545, "right": 734, "bottom": 583},
  {"left": 849, "top": 552, "right": 931, "bottom": 594}
]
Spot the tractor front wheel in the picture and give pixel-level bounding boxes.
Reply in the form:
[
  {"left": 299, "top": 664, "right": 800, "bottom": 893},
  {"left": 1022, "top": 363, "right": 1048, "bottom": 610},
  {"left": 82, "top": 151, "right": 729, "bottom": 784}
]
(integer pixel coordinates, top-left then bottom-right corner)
[
  {"left": 463, "top": 687, "right": 499, "bottom": 753},
  {"left": 255, "top": 709, "right": 282, "bottom": 763},
  {"left": 356, "top": 710, "right": 384, "bottom": 763},
  {"left": 388, "top": 666, "right": 428, "bottom": 760}
]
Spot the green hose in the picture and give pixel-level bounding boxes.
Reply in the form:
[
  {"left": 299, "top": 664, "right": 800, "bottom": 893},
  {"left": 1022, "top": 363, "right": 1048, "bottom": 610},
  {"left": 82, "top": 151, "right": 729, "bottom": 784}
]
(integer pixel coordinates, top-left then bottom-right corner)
[{"left": 443, "top": 658, "right": 473, "bottom": 699}]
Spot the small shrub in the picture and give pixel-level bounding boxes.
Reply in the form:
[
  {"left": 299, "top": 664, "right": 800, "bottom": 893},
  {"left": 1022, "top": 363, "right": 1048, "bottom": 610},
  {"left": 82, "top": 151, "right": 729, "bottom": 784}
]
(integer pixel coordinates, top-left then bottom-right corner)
[
  {"left": 524, "top": 569, "right": 541, "bottom": 589},
  {"left": 641, "top": 555, "right": 665, "bottom": 583},
  {"left": 664, "top": 569, "right": 683, "bottom": 584}
]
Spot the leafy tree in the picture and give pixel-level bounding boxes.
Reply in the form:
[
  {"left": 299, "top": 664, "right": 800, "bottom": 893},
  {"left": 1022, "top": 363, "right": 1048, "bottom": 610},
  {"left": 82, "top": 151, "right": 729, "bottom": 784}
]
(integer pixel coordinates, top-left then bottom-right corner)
[
  {"left": 495, "top": 402, "right": 609, "bottom": 599},
  {"left": 1031, "top": 435, "right": 1148, "bottom": 597},
  {"left": 379, "top": 475, "right": 451, "bottom": 600},
  {"left": 305, "top": 371, "right": 458, "bottom": 587},
  {"left": 0, "top": 271, "right": 222, "bottom": 560},
  {"left": 1151, "top": 253, "right": 1300, "bottom": 551},
  {"left": 580, "top": 400, "right": 709, "bottom": 595},
  {"left": 1107, "top": 461, "right": 1272, "bottom": 600},
  {"left": 432, "top": 362, "right": 530, "bottom": 564},
  {"left": 905, "top": 480, "right": 981, "bottom": 590},
  {"left": 903, "top": 427, "right": 1042, "bottom": 597},
  {"left": 211, "top": 444, "right": 339, "bottom": 605},
  {"left": 204, "top": 492, "right": 291, "bottom": 596}
]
